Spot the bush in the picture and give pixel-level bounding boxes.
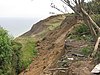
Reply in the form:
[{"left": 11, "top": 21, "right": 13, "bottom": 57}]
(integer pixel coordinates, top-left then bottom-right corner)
[
  {"left": 68, "top": 23, "right": 93, "bottom": 41},
  {"left": 0, "top": 27, "right": 22, "bottom": 75},
  {"left": 74, "top": 24, "right": 90, "bottom": 36},
  {"left": 0, "top": 27, "right": 13, "bottom": 75},
  {"left": 12, "top": 42, "right": 22, "bottom": 74}
]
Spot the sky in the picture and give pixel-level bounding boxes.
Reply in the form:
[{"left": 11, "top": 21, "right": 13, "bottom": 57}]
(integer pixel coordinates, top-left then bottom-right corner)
[
  {"left": 0, "top": 0, "right": 89, "bottom": 37},
  {"left": 0, "top": 0, "right": 90, "bottom": 18},
  {"left": 0, "top": 0, "right": 73, "bottom": 18},
  {"left": 0, "top": 17, "right": 39, "bottom": 37},
  {"left": 0, "top": 0, "right": 73, "bottom": 37}
]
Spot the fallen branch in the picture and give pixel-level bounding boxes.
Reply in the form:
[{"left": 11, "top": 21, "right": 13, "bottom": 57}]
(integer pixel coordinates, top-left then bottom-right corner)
[
  {"left": 91, "top": 37, "right": 100, "bottom": 57},
  {"left": 48, "top": 68, "right": 68, "bottom": 71}
]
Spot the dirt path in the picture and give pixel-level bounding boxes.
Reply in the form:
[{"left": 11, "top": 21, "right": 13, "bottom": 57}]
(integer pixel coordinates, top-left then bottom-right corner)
[{"left": 19, "top": 16, "right": 78, "bottom": 75}]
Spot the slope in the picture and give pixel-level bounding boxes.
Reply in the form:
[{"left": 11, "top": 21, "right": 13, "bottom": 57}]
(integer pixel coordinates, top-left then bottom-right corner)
[
  {"left": 19, "top": 14, "right": 79, "bottom": 75},
  {"left": 21, "top": 14, "right": 66, "bottom": 40},
  {"left": 15, "top": 14, "right": 66, "bottom": 71}
]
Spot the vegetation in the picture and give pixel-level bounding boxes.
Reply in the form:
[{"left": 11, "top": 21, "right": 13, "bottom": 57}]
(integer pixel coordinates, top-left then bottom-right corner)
[
  {"left": 0, "top": 0, "right": 99, "bottom": 74},
  {"left": 12, "top": 41, "right": 22, "bottom": 75},
  {"left": 67, "top": 23, "right": 94, "bottom": 56},
  {"left": 15, "top": 37, "right": 37, "bottom": 71},
  {"left": 0, "top": 27, "right": 36, "bottom": 74},
  {"left": 69, "top": 23, "right": 93, "bottom": 41},
  {"left": 81, "top": 46, "right": 92, "bottom": 56},
  {"left": 52, "top": 0, "right": 100, "bottom": 57},
  {"left": 36, "top": 17, "right": 64, "bottom": 39},
  {"left": 48, "top": 22, "right": 61, "bottom": 30},
  {"left": 0, "top": 27, "right": 12, "bottom": 75},
  {"left": 0, "top": 27, "right": 22, "bottom": 75},
  {"left": 86, "top": 0, "right": 100, "bottom": 14},
  {"left": 92, "top": 14, "right": 100, "bottom": 26}
]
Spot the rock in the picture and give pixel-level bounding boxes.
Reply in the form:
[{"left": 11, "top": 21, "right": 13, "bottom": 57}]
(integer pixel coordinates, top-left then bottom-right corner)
[
  {"left": 67, "top": 58, "right": 74, "bottom": 60},
  {"left": 91, "top": 63, "right": 100, "bottom": 74}
]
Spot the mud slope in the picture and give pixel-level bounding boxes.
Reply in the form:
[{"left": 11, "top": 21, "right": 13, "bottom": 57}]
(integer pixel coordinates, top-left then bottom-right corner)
[
  {"left": 19, "top": 15, "right": 78, "bottom": 75},
  {"left": 21, "top": 14, "right": 66, "bottom": 37}
]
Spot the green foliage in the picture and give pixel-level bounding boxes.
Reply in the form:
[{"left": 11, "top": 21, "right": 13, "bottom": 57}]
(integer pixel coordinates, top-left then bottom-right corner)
[
  {"left": 83, "top": 35, "right": 94, "bottom": 42},
  {"left": 12, "top": 42, "right": 22, "bottom": 74},
  {"left": 81, "top": 46, "right": 92, "bottom": 56},
  {"left": 74, "top": 24, "right": 90, "bottom": 36},
  {"left": 92, "top": 14, "right": 100, "bottom": 26},
  {"left": 48, "top": 22, "right": 60, "bottom": 30},
  {"left": 22, "top": 40, "right": 37, "bottom": 69},
  {"left": 91, "top": 1, "right": 100, "bottom": 14},
  {"left": 0, "top": 27, "right": 13, "bottom": 75},
  {"left": 85, "top": 0, "right": 100, "bottom": 14},
  {"left": 0, "top": 27, "right": 22, "bottom": 75},
  {"left": 16, "top": 37, "right": 37, "bottom": 71},
  {"left": 68, "top": 23, "right": 93, "bottom": 41},
  {"left": 0, "top": 27, "right": 35, "bottom": 74}
]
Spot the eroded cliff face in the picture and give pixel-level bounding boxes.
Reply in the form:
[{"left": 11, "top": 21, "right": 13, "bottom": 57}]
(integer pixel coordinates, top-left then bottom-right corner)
[
  {"left": 19, "top": 14, "right": 94, "bottom": 75},
  {"left": 21, "top": 14, "right": 66, "bottom": 38},
  {"left": 19, "top": 14, "right": 81, "bottom": 75}
]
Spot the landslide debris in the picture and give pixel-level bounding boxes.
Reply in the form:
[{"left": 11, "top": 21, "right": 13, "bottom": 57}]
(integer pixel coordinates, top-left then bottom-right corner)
[
  {"left": 19, "top": 14, "right": 96, "bottom": 75},
  {"left": 19, "top": 14, "right": 79, "bottom": 75}
]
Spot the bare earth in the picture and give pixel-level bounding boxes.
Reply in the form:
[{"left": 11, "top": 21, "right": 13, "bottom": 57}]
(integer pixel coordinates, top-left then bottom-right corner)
[{"left": 19, "top": 15, "right": 94, "bottom": 75}]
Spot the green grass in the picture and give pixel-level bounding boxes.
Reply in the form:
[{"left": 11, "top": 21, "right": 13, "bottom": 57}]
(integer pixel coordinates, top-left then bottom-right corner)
[
  {"left": 81, "top": 46, "right": 92, "bottom": 56},
  {"left": 36, "top": 20, "right": 63, "bottom": 39},
  {"left": 48, "top": 22, "right": 61, "bottom": 30},
  {"left": 91, "top": 14, "right": 100, "bottom": 26},
  {"left": 46, "top": 15, "right": 65, "bottom": 30},
  {"left": 15, "top": 37, "right": 37, "bottom": 70},
  {"left": 21, "top": 40, "right": 37, "bottom": 68}
]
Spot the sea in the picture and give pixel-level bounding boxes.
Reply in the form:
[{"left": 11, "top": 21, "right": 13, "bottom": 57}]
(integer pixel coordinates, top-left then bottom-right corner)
[{"left": 0, "top": 17, "right": 42, "bottom": 37}]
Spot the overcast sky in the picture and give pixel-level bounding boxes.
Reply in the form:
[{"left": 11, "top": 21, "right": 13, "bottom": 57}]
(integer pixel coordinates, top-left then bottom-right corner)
[
  {"left": 0, "top": 0, "right": 74, "bottom": 18},
  {"left": 0, "top": 0, "right": 91, "bottom": 18},
  {"left": 0, "top": 0, "right": 90, "bottom": 37}
]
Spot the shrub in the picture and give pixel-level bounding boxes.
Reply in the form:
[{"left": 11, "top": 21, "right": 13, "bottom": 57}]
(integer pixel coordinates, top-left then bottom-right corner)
[
  {"left": 0, "top": 27, "right": 22, "bottom": 75},
  {"left": 0, "top": 27, "right": 13, "bottom": 75},
  {"left": 12, "top": 42, "right": 22, "bottom": 74},
  {"left": 68, "top": 23, "right": 93, "bottom": 41},
  {"left": 74, "top": 24, "right": 90, "bottom": 36}
]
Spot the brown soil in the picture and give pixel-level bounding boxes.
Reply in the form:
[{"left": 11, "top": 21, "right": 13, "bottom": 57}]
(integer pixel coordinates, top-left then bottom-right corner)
[
  {"left": 48, "top": 39, "right": 95, "bottom": 75},
  {"left": 19, "top": 15, "right": 95, "bottom": 75},
  {"left": 19, "top": 15, "right": 79, "bottom": 75}
]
